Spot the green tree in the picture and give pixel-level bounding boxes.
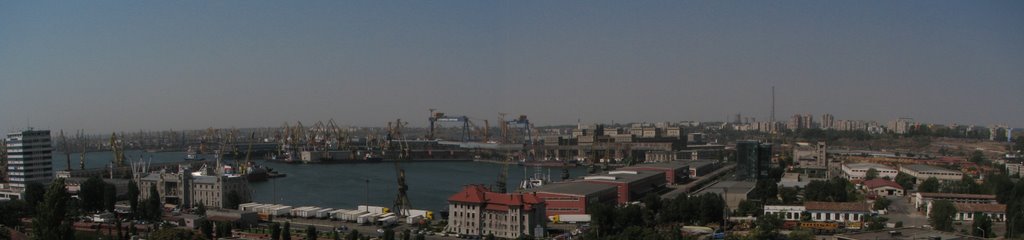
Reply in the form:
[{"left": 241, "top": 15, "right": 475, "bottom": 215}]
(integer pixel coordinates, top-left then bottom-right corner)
[
  {"left": 346, "top": 230, "right": 359, "bottom": 240},
  {"left": 0, "top": 226, "right": 10, "bottom": 240},
  {"left": 23, "top": 182, "right": 45, "bottom": 214},
  {"left": 270, "top": 223, "right": 281, "bottom": 240},
  {"left": 929, "top": 200, "right": 957, "bottom": 232},
  {"left": 752, "top": 213, "right": 782, "bottom": 239},
  {"left": 126, "top": 180, "right": 140, "bottom": 218},
  {"left": 199, "top": 219, "right": 213, "bottom": 239},
  {"left": 80, "top": 176, "right": 106, "bottom": 212},
  {"left": 779, "top": 187, "right": 800, "bottom": 204},
  {"left": 283, "top": 221, "right": 292, "bottom": 240},
  {"left": 865, "top": 168, "right": 879, "bottom": 180},
  {"left": 972, "top": 213, "right": 993, "bottom": 238},
  {"left": 225, "top": 190, "right": 241, "bottom": 209},
  {"left": 414, "top": 233, "right": 425, "bottom": 240},
  {"left": 149, "top": 228, "right": 201, "bottom": 240},
  {"left": 144, "top": 185, "right": 163, "bottom": 221},
  {"left": 0, "top": 200, "right": 29, "bottom": 227},
  {"left": 195, "top": 202, "right": 207, "bottom": 216},
  {"left": 867, "top": 215, "right": 888, "bottom": 230},
  {"left": 918, "top": 177, "right": 941, "bottom": 193},
  {"left": 969, "top": 150, "right": 985, "bottom": 163},
  {"left": 894, "top": 172, "right": 917, "bottom": 190},
  {"left": 401, "top": 229, "right": 411, "bottom": 240},
  {"left": 103, "top": 183, "right": 117, "bottom": 212},
  {"left": 641, "top": 192, "right": 662, "bottom": 213},
  {"left": 383, "top": 228, "right": 395, "bottom": 240},
  {"left": 873, "top": 198, "right": 892, "bottom": 211},
  {"left": 31, "top": 178, "right": 75, "bottom": 240},
  {"left": 305, "top": 225, "right": 318, "bottom": 240}
]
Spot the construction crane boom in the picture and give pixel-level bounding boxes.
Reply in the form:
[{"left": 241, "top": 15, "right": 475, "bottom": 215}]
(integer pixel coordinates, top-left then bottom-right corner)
[{"left": 388, "top": 119, "right": 412, "bottom": 218}]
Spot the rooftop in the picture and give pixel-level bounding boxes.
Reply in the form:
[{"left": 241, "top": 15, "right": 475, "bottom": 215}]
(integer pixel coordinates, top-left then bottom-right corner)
[
  {"left": 844, "top": 163, "right": 895, "bottom": 170},
  {"left": 804, "top": 201, "right": 870, "bottom": 212},
  {"left": 917, "top": 192, "right": 996, "bottom": 200},
  {"left": 862, "top": 179, "right": 903, "bottom": 190},
  {"left": 582, "top": 170, "right": 663, "bottom": 184},
  {"left": 524, "top": 181, "right": 616, "bottom": 196},
  {"left": 688, "top": 159, "right": 718, "bottom": 168},
  {"left": 620, "top": 161, "right": 689, "bottom": 171},
  {"left": 449, "top": 185, "right": 544, "bottom": 211},
  {"left": 954, "top": 203, "right": 1006, "bottom": 213},
  {"left": 901, "top": 164, "right": 960, "bottom": 173}
]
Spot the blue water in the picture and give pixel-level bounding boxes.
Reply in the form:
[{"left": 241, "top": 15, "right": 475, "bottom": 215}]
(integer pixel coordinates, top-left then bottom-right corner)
[
  {"left": 52, "top": 151, "right": 588, "bottom": 211},
  {"left": 250, "top": 160, "right": 589, "bottom": 211}
]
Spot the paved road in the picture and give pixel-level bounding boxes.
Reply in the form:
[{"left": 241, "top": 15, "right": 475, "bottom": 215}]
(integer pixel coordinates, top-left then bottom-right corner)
[{"left": 881, "top": 195, "right": 929, "bottom": 228}]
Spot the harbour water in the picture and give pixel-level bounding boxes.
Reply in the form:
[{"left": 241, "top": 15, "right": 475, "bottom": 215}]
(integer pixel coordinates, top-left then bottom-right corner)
[{"left": 53, "top": 151, "right": 589, "bottom": 211}]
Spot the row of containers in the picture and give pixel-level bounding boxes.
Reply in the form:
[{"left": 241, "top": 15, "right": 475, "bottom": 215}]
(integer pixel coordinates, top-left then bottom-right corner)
[{"left": 239, "top": 202, "right": 433, "bottom": 225}]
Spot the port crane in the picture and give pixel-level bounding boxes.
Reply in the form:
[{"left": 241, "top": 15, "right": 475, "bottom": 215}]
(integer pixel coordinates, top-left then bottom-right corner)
[
  {"left": 494, "top": 113, "right": 537, "bottom": 193},
  {"left": 428, "top": 109, "right": 472, "bottom": 142},
  {"left": 60, "top": 130, "right": 72, "bottom": 171},
  {"left": 110, "top": 132, "right": 127, "bottom": 168},
  {"left": 386, "top": 119, "right": 412, "bottom": 218}
]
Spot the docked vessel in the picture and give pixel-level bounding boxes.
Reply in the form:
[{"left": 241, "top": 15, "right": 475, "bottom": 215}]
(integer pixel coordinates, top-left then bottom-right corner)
[{"left": 184, "top": 146, "right": 205, "bottom": 161}]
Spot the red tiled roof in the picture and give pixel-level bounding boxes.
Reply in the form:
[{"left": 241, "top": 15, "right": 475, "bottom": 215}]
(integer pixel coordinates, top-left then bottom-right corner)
[
  {"left": 955, "top": 203, "right": 1006, "bottom": 213},
  {"left": 918, "top": 192, "right": 996, "bottom": 200},
  {"left": 448, "top": 185, "right": 544, "bottom": 211},
  {"left": 805, "top": 201, "right": 870, "bottom": 212},
  {"left": 862, "top": 179, "right": 903, "bottom": 190}
]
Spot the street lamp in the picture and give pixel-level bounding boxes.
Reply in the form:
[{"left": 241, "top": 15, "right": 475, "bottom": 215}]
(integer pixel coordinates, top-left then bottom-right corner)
[{"left": 976, "top": 227, "right": 986, "bottom": 238}]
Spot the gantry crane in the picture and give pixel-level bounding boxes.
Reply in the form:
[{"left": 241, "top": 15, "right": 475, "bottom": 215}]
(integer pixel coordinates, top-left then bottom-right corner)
[{"left": 387, "top": 119, "right": 412, "bottom": 218}]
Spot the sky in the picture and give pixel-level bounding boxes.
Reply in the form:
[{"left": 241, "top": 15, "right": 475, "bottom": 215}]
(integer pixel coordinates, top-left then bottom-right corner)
[{"left": 1, "top": 1, "right": 1022, "bottom": 133}]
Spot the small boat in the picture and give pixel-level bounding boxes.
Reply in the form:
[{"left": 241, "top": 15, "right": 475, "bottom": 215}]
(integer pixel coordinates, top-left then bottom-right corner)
[{"left": 184, "top": 146, "right": 205, "bottom": 161}]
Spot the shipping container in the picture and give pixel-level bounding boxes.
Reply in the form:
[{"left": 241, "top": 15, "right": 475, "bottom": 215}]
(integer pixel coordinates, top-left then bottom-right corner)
[
  {"left": 357, "top": 212, "right": 381, "bottom": 224},
  {"left": 406, "top": 215, "right": 424, "bottom": 224},
  {"left": 549, "top": 214, "right": 591, "bottom": 223},
  {"left": 357, "top": 205, "right": 390, "bottom": 214},
  {"left": 316, "top": 208, "right": 334, "bottom": 219},
  {"left": 378, "top": 216, "right": 398, "bottom": 226}
]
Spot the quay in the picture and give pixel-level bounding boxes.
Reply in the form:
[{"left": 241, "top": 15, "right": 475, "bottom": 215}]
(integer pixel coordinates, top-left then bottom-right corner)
[{"left": 55, "top": 160, "right": 212, "bottom": 179}]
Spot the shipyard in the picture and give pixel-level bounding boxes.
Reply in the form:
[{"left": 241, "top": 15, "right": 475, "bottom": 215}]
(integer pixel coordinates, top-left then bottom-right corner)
[{"left": 2, "top": 1, "right": 1023, "bottom": 240}]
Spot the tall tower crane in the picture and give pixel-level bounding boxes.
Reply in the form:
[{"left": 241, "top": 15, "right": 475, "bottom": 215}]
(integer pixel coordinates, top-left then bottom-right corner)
[
  {"left": 60, "top": 130, "right": 71, "bottom": 171},
  {"left": 387, "top": 119, "right": 412, "bottom": 218}
]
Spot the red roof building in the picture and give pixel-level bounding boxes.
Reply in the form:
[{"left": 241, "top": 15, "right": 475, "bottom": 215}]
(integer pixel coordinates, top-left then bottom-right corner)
[
  {"left": 445, "top": 185, "right": 546, "bottom": 239},
  {"left": 861, "top": 179, "right": 905, "bottom": 197}
]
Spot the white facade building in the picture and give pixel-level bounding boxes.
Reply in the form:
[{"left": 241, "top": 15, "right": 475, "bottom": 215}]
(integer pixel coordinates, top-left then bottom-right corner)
[
  {"left": 899, "top": 164, "right": 963, "bottom": 184},
  {"left": 763, "top": 205, "right": 806, "bottom": 221},
  {"left": 5, "top": 129, "right": 54, "bottom": 188},
  {"left": 841, "top": 163, "right": 898, "bottom": 180}
]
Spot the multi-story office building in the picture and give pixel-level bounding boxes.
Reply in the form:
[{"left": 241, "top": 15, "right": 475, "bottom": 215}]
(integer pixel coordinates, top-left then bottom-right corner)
[
  {"left": 735, "top": 140, "right": 772, "bottom": 181},
  {"left": 5, "top": 129, "right": 54, "bottom": 188}
]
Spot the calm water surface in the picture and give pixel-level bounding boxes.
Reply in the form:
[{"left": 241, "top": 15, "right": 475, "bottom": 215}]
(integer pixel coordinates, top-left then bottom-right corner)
[{"left": 53, "top": 151, "right": 587, "bottom": 211}]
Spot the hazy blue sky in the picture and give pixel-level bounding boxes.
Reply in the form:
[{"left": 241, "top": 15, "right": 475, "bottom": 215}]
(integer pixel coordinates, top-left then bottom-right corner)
[{"left": 2, "top": 1, "right": 1022, "bottom": 133}]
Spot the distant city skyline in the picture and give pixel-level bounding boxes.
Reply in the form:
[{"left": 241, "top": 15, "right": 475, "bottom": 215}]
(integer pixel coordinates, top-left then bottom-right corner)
[{"left": 2, "top": 1, "right": 1022, "bottom": 133}]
